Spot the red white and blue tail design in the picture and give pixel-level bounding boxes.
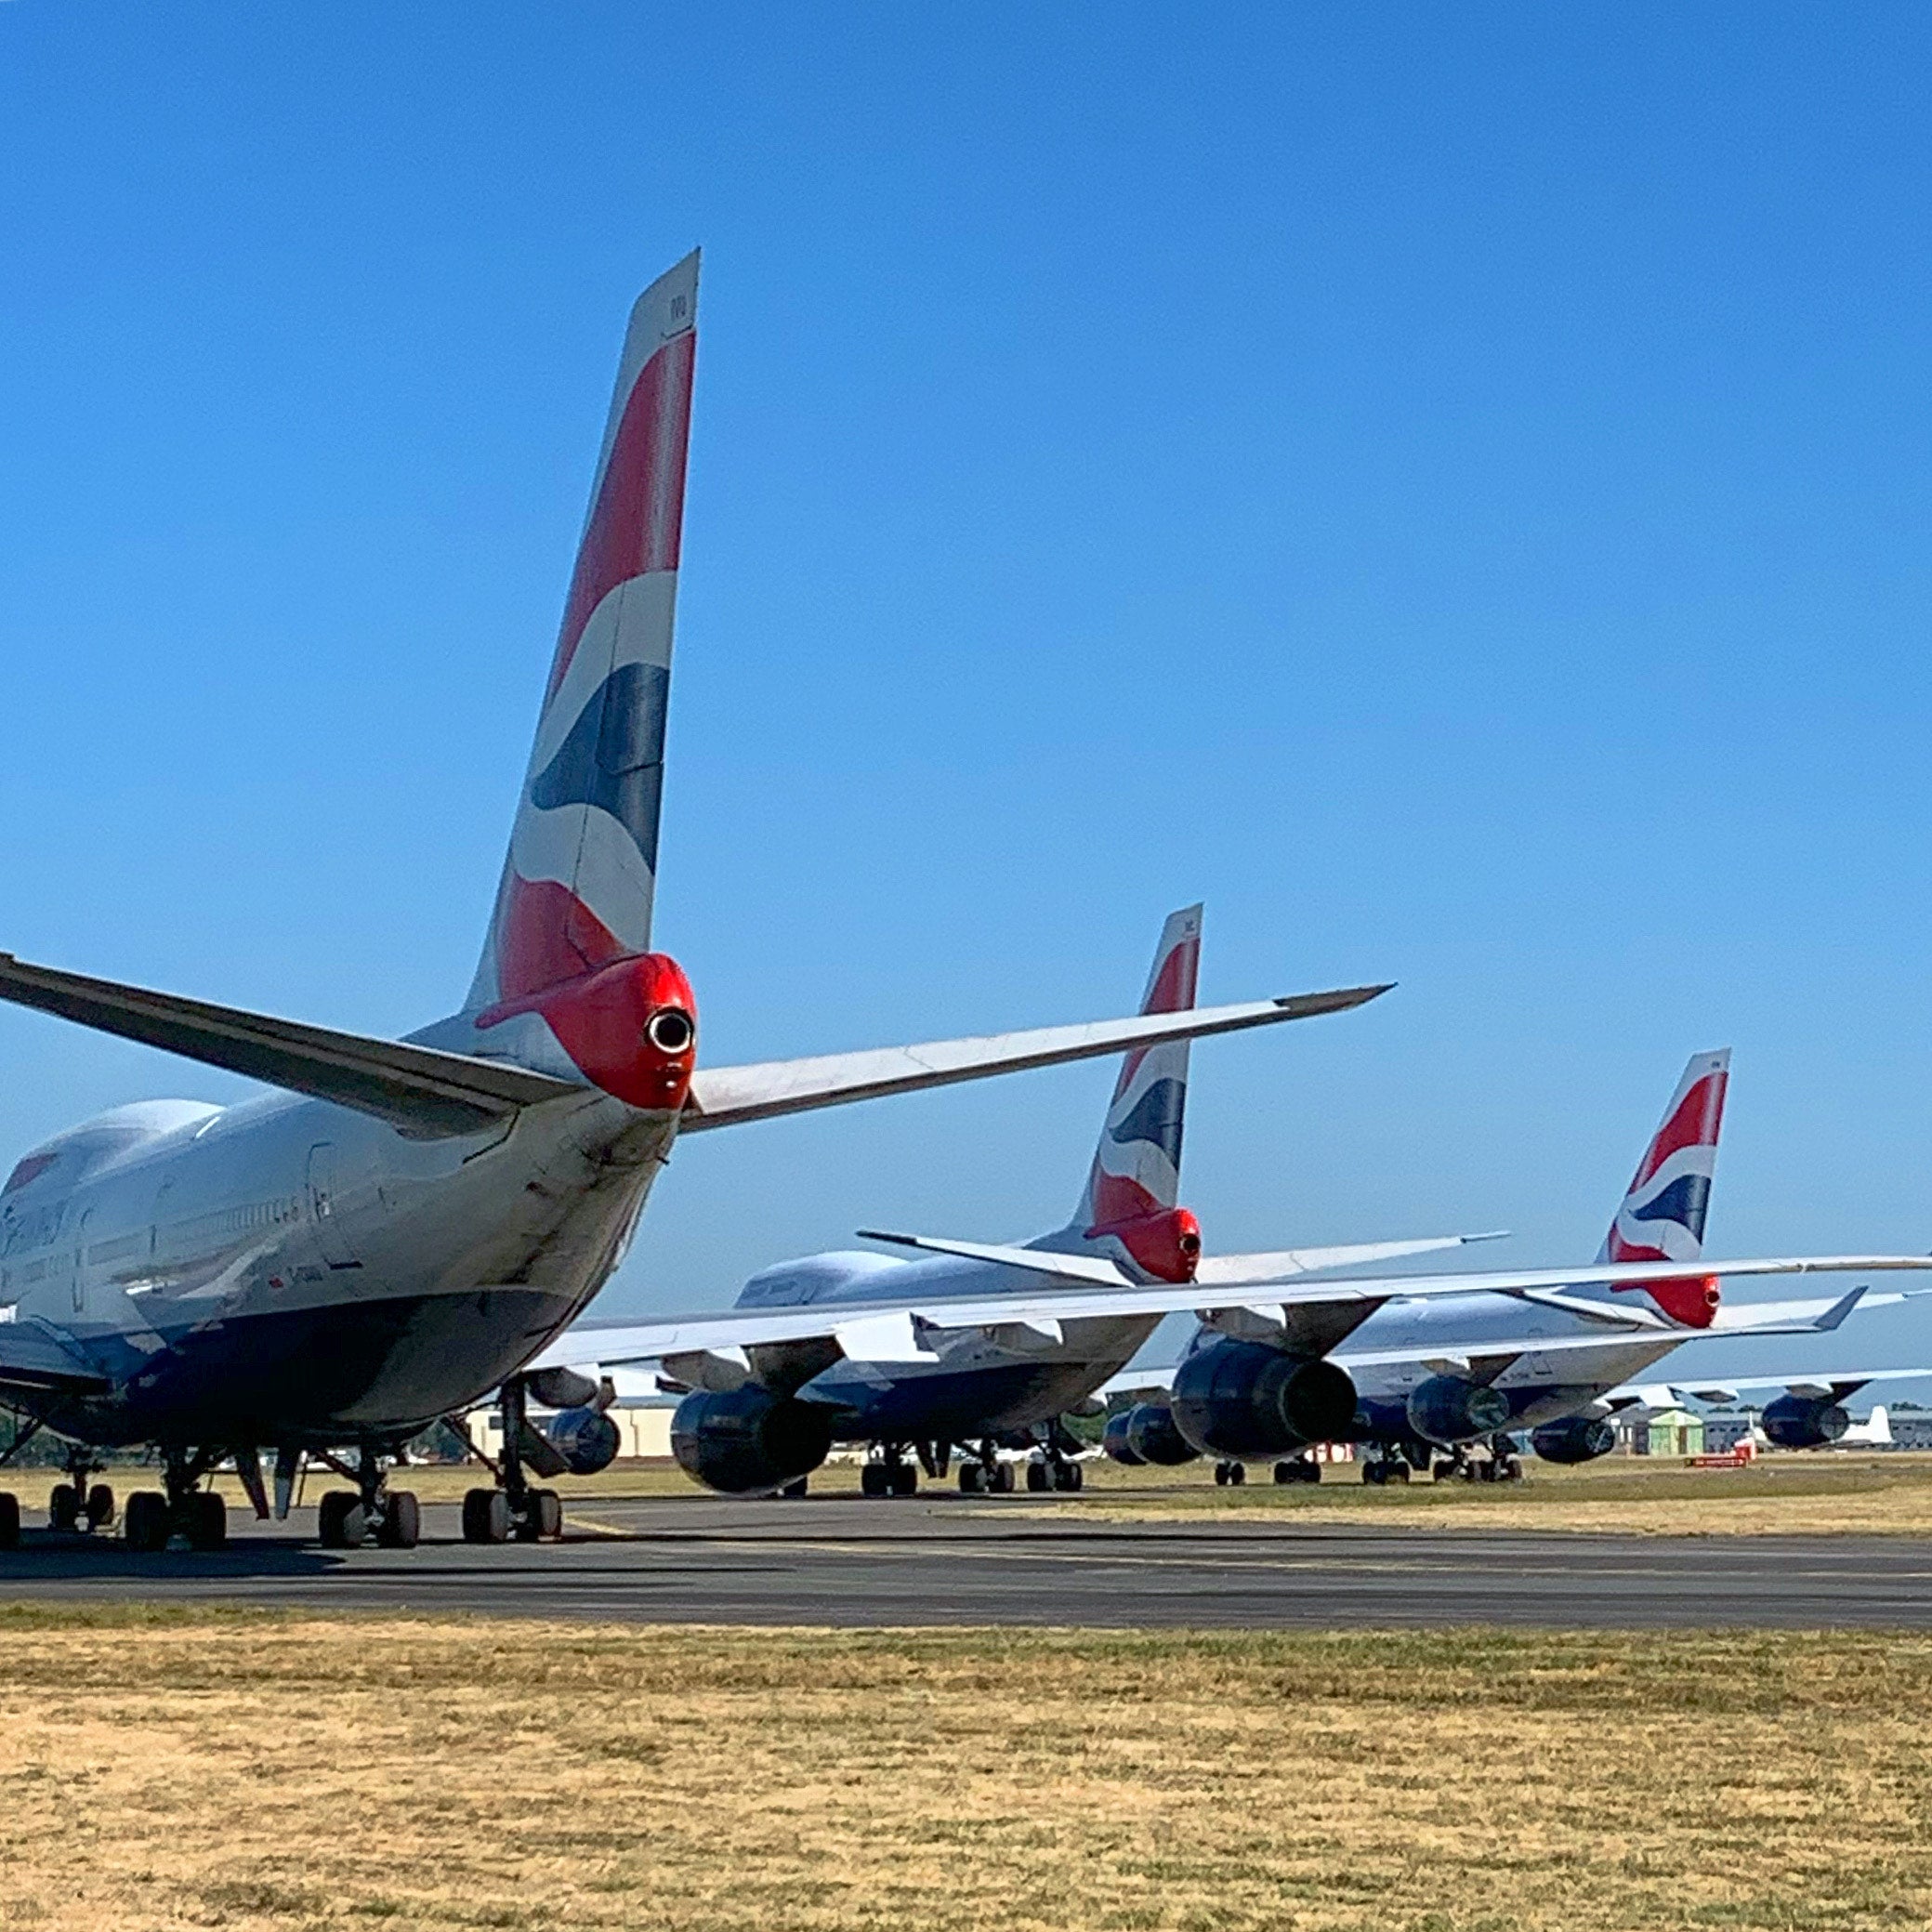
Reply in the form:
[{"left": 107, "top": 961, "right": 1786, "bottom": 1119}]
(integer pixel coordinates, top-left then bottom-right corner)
[
  {"left": 1033, "top": 906, "right": 1203, "bottom": 1282},
  {"left": 468, "top": 252, "right": 699, "bottom": 1014},
  {"left": 1580, "top": 1049, "right": 1730, "bottom": 1326}
]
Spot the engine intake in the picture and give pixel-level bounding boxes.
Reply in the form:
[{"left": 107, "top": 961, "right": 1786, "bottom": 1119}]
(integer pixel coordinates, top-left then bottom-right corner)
[
  {"left": 671, "top": 1387, "right": 834, "bottom": 1494},
  {"left": 1102, "top": 1403, "right": 1200, "bottom": 1467},
  {"left": 545, "top": 1406, "right": 622, "bottom": 1476},
  {"left": 1170, "top": 1339, "right": 1357, "bottom": 1459},
  {"left": 1762, "top": 1393, "right": 1849, "bottom": 1451},
  {"left": 1406, "top": 1375, "right": 1512, "bottom": 1447},
  {"left": 1529, "top": 1415, "right": 1617, "bottom": 1465}
]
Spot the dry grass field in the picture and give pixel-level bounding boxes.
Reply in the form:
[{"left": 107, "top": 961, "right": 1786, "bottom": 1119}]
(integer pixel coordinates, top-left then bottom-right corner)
[{"left": 0, "top": 1610, "right": 1928, "bottom": 1932}]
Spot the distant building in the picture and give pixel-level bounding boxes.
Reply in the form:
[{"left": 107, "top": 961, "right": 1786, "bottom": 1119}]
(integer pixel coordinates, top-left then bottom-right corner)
[{"left": 1639, "top": 1408, "right": 1705, "bottom": 1457}]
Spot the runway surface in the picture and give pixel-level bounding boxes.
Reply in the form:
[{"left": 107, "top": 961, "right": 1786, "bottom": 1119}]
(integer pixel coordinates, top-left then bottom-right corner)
[{"left": 2, "top": 1491, "right": 1930, "bottom": 1625}]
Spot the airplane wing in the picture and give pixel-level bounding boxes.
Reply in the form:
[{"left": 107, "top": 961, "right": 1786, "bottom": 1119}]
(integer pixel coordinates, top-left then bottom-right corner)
[
  {"left": 1096, "top": 1289, "right": 1912, "bottom": 1400},
  {"left": 0, "top": 951, "right": 1387, "bottom": 1139},
  {"left": 0, "top": 1321, "right": 110, "bottom": 1397},
  {"left": 677, "top": 985, "right": 1390, "bottom": 1131},
  {"left": 0, "top": 953, "right": 584, "bottom": 1137},
  {"left": 1616, "top": 1366, "right": 1932, "bottom": 1406},
  {"left": 537, "top": 1261, "right": 1931, "bottom": 1379}
]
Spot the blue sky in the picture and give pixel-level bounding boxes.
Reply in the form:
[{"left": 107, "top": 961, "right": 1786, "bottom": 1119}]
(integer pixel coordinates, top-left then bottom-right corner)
[{"left": 3, "top": 5, "right": 1930, "bottom": 1384}]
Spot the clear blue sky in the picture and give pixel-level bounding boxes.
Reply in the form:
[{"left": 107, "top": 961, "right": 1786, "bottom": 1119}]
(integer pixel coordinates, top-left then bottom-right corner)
[{"left": 3, "top": 5, "right": 1929, "bottom": 1385}]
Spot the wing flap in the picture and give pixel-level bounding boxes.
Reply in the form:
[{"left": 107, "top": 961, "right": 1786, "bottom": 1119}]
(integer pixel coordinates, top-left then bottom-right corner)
[
  {"left": 0, "top": 953, "right": 585, "bottom": 1137},
  {"left": 0, "top": 1322, "right": 110, "bottom": 1396}
]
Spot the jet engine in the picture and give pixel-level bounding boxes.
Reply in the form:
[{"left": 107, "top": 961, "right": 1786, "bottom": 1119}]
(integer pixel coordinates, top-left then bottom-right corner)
[
  {"left": 1529, "top": 1415, "right": 1617, "bottom": 1465},
  {"left": 1103, "top": 1403, "right": 1200, "bottom": 1466},
  {"left": 670, "top": 1387, "right": 835, "bottom": 1494},
  {"left": 545, "top": 1406, "right": 622, "bottom": 1475},
  {"left": 1405, "top": 1375, "right": 1512, "bottom": 1448},
  {"left": 1761, "top": 1393, "right": 1849, "bottom": 1451},
  {"left": 1169, "top": 1340, "right": 1357, "bottom": 1460}
]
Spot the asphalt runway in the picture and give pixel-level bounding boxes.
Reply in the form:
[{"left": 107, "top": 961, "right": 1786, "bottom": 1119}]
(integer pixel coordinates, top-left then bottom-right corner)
[{"left": 0, "top": 1491, "right": 1930, "bottom": 1625}]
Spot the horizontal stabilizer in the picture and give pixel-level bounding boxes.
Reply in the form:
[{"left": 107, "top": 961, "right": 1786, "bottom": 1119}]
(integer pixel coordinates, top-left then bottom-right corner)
[
  {"left": 854, "top": 1227, "right": 1501, "bottom": 1286},
  {"left": 680, "top": 985, "right": 1390, "bottom": 1132},
  {"left": 0, "top": 953, "right": 585, "bottom": 1137}
]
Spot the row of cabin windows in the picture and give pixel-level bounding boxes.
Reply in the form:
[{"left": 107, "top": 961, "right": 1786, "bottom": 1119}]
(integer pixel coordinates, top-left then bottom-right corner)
[{"left": 0, "top": 1197, "right": 307, "bottom": 1293}]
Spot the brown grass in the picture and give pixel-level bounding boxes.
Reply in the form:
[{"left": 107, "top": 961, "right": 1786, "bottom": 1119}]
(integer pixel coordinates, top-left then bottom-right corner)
[{"left": 0, "top": 1610, "right": 1929, "bottom": 1930}]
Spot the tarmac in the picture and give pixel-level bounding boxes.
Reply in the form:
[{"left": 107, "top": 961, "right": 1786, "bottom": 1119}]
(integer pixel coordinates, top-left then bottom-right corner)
[{"left": 1, "top": 1491, "right": 1930, "bottom": 1625}]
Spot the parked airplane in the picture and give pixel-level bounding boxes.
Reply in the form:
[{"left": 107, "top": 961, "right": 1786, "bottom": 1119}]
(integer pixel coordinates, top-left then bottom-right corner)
[
  {"left": 1611, "top": 1370, "right": 1932, "bottom": 1451},
  {"left": 541, "top": 1051, "right": 1932, "bottom": 1496},
  {"left": 0, "top": 256, "right": 1402, "bottom": 1551},
  {"left": 1098, "top": 1052, "right": 1925, "bottom": 1483},
  {"left": 543, "top": 905, "right": 1494, "bottom": 1498}
]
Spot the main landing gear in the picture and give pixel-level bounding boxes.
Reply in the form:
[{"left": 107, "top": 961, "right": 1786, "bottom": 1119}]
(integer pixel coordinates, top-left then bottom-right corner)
[
  {"left": 1360, "top": 1451, "right": 1412, "bottom": 1486},
  {"left": 861, "top": 1443, "right": 920, "bottom": 1497},
  {"left": 49, "top": 1446, "right": 114, "bottom": 1533},
  {"left": 1213, "top": 1459, "right": 1247, "bottom": 1486},
  {"left": 123, "top": 1448, "right": 230, "bottom": 1552},
  {"left": 1024, "top": 1451, "right": 1083, "bottom": 1492},
  {"left": 1432, "top": 1438, "right": 1525, "bottom": 1483},
  {"left": 957, "top": 1440, "right": 1015, "bottom": 1494},
  {"left": 315, "top": 1443, "right": 421, "bottom": 1549},
  {"left": 458, "top": 1377, "right": 563, "bottom": 1543},
  {"left": 1272, "top": 1453, "right": 1321, "bottom": 1485}
]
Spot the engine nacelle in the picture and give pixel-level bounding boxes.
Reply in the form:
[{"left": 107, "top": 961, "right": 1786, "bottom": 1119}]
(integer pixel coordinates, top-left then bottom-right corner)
[
  {"left": 545, "top": 1406, "right": 622, "bottom": 1476},
  {"left": 1762, "top": 1394, "right": 1849, "bottom": 1451},
  {"left": 670, "top": 1387, "right": 834, "bottom": 1494},
  {"left": 1405, "top": 1375, "right": 1512, "bottom": 1447},
  {"left": 1109, "top": 1403, "right": 1199, "bottom": 1466},
  {"left": 1529, "top": 1415, "right": 1617, "bottom": 1465},
  {"left": 1170, "top": 1340, "right": 1357, "bottom": 1460}
]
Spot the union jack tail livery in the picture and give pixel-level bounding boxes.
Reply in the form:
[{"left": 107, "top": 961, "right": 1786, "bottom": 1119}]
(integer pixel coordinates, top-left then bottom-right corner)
[
  {"left": 1582, "top": 1048, "right": 1730, "bottom": 1326},
  {"left": 1033, "top": 905, "right": 1203, "bottom": 1282},
  {"left": 467, "top": 251, "right": 699, "bottom": 1014}
]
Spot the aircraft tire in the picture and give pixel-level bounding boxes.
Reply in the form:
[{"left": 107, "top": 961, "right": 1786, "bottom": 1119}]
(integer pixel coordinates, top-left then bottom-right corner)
[
  {"left": 889, "top": 1464, "right": 917, "bottom": 1498},
  {"left": 48, "top": 1483, "right": 79, "bottom": 1532},
  {"left": 958, "top": 1463, "right": 985, "bottom": 1494},
  {"left": 0, "top": 1492, "right": 19, "bottom": 1548},
  {"left": 1025, "top": 1460, "right": 1050, "bottom": 1493},
  {"left": 188, "top": 1493, "right": 227, "bottom": 1550},
  {"left": 990, "top": 1462, "right": 1014, "bottom": 1493},
  {"left": 318, "top": 1491, "right": 360, "bottom": 1547},
  {"left": 85, "top": 1484, "right": 114, "bottom": 1530},
  {"left": 461, "top": 1487, "right": 510, "bottom": 1544},
  {"left": 532, "top": 1488, "right": 564, "bottom": 1539},
  {"left": 125, "top": 1491, "right": 168, "bottom": 1551},
  {"left": 377, "top": 1491, "right": 421, "bottom": 1549},
  {"left": 860, "top": 1465, "right": 887, "bottom": 1499}
]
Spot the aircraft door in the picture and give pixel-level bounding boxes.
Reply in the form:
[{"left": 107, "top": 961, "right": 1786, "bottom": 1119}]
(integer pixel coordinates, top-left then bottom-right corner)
[
  {"left": 70, "top": 1209, "right": 93, "bottom": 1315},
  {"left": 307, "top": 1144, "right": 358, "bottom": 1269}
]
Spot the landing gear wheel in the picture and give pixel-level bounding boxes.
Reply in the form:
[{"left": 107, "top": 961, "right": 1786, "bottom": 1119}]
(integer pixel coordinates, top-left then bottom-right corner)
[
  {"left": 48, "top": 1483, "right": 78, "bottom": 1532},
  {"left": 318, "top": 1490, "right": 361, "bottom": 1548},
  {"left": 1274, "top": 1458, "right": 1320, "bottom": 1485},
  {"left": 0, "top": 1492, "right": 19, "bottom": 1549},
  {"left": 462, "top": 1487, "right": 511, "bottom": 1544},
  {"left": 990, "top": 1461, "right": 1015, "bottom": 1493},
  {"left": 958, "top": 1463, "right": 986, "bottom": 1495},
  {"left": 1056, "top": 1460, "right": 1084, "bottom": 1492},
  {"left": 532, "top": 1489, "right": 564, "bottom": 1539},
  {"left": 85, "top": 1484, "right": 114, "bottom": 1531},
  {"left": 1459, "top": 1460, "right": 1481, "bottom": 1481},
  {"left": 187, "top": 1492, "right": 227, "bottom": 1550},
  {"left": 376, "top": 1490, "right": 421, "bottom": 1549},
  {"left": 1387, "top": 1460, "right": 1411, "bottom": 1484},
  {"left": 1214, "top": 1461, "right": 1246, "bottom": 1487},
  {"left": 1497, "top": 1455, "right": 1523, "bottom": 1483},
  {"left": 1026, "top": 1459, "right": 1050, "bottom": 1493},
  {"left": 125, "top": 1491, "right": 169, "bottom": 1551},
  {"left": 889, "top": 1463, "right": 917, "bottom": 1498},
  {"left": 1432, "top": 1460, "right": 1459, "bottom": 1482},
  {"left": 861, "top": 1464, "right": 887, "bottom": 1499},
  {"left": 1362, "top": 1460, "right": 1386, "bottom": 1487}
]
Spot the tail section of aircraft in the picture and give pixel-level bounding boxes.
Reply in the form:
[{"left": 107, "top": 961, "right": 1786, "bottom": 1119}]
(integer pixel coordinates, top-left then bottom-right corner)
[
  {"left": 1583, "top": 1049, "right": 1730, "bottom": 1326},
  {"left": 468, "top": 251, "right": 700, "bottom": 1014},
  {"left": 1036, "top": 905, "right": 1203, "bottom": 1281}
]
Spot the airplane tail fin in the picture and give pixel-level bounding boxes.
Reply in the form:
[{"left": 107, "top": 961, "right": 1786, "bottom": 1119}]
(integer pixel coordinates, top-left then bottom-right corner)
[
  {"left": 1582, "top": 1049, "right": 1731, "bottom": 1326},
  {"left": 1032, "top": 906, "right": 1202, "bottom": 1280},
  {"left": 467, "top": 252, "right": 700, "bottom": 1013}
]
